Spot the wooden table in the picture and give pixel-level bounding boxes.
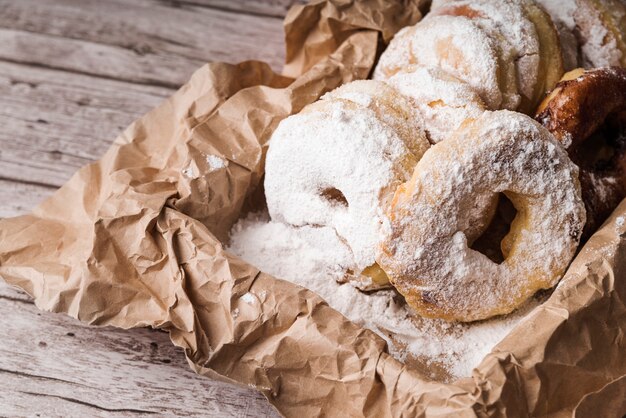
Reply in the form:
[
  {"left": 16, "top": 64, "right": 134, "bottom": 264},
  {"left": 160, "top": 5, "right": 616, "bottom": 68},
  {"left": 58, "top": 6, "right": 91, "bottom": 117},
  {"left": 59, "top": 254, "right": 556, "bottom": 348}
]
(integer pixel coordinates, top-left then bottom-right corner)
[{"left": 0, "top": 1, "right": 297, "bottom": 415}]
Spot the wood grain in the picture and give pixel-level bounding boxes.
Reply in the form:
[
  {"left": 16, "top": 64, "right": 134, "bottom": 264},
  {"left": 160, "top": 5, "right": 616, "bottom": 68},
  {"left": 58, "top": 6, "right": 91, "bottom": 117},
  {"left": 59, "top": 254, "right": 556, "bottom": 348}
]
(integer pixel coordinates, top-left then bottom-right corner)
[
  {"left": 0, "top": 179, "right": 54, "bottom": 218},
  {"left": 188, "top": 0, "right": 302, "bottom": 17},
  {"left": 0, "top": 60, "right": 171, "bottom": 187},
  {"left": 0, "top": 0, "right": 286, "bottom": 86},
  {"left": 0, "top": 1, "right": 291, "bottom": 415},
  {"left": 0, "top": 282, "right": 278, "bottom": 417}
]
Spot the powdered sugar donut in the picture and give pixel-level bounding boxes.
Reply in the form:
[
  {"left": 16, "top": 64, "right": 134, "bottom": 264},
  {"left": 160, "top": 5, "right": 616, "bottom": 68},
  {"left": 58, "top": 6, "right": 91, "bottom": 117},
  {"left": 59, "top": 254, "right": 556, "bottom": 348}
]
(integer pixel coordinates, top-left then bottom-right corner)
[
  {"left": 377, "top": 111, "right": 585, "bottom": 322},
  {"left": 386, "top": 66, "right": 486, "bottom": 144},
  {"left": 574, "top": 0, "right": 626, "bottom": 68},
  {"left": 374, "top": 15, "right": 504, "bottom": 110},
  {"left": 535, "top": 0, "right": 580, "bottom": 70},
  {"left": 265, "top": 81, "right": 429, "bottom": 274},
  {"left": 322, "top": 80, "right": 430, "bottom": 158},
  {"left": 431, "top": 0, "right": 564, "bottom": 113},
  {"left": 429, "top": 0, "right": 538, "bottom": 111}
]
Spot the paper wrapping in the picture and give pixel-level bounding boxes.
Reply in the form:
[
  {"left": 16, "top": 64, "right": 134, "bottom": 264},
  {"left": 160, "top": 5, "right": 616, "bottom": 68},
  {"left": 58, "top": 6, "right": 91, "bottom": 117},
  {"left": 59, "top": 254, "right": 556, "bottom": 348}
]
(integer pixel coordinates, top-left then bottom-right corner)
[{"left": 1, "top": 0, "right": 625, "bottom": 416}]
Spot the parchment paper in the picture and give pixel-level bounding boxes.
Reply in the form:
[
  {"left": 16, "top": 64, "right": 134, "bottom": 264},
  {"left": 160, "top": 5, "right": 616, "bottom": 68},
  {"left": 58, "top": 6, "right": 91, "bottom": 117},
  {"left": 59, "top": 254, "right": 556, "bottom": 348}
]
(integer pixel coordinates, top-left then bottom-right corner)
[{"left": 1, "top": 0, "right": 625, "bottom": 416}]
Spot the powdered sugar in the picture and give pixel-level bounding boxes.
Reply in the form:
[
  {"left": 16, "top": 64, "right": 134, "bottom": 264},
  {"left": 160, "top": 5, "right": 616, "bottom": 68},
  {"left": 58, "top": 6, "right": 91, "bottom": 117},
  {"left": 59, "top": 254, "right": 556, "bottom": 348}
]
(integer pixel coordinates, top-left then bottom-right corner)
[
  {"left": 535, "top": 0, "right": 579, "bottom": 70},
  {"left": 228, "top": 212, "right": 538, "bottom": 381},
  {"left": 265, "top": 82, "right": 429, "bottom": 272},
  {"left": 372, "top": 25, "right": 417, "bottom": 80},
  {"left": 430, "top": 0, "right": 540, "bottom": 109},
  {"left": 536, "top": 0, "right": 576, "bottom": 30},
  {"left": 574, "top": 0, "right": 624, "bottom": 67},
  {"left": 182, "top": 163, "right": 196, "bottom": 179},
  {"left": 404, "top": 15, "right": 503, "bottom": 110},
  {"left": 240, "top": 292, "right": 256, "bottom": 304},
  {"left": 387, "top": 66, "right": 486, "bottom": 143},
  {"left": 206, "top": 154, "right": 228, "bottom": 172},
  {"left": 378, "top": 111, "right": 585, "bottom": 321}
]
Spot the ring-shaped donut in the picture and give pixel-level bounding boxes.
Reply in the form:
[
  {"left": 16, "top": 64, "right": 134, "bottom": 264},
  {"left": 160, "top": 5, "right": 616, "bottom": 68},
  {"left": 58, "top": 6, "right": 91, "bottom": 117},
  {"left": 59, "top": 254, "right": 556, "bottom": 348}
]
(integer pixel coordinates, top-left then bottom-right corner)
[
  {"left": 536, "top": 67, "right": 626, "bottom": 237},
  {"left": 265, "top": 81, "right": 429, "bottom": 275},
  {"left": 377, "top": 111, "right": 585, "bottom": 322}
]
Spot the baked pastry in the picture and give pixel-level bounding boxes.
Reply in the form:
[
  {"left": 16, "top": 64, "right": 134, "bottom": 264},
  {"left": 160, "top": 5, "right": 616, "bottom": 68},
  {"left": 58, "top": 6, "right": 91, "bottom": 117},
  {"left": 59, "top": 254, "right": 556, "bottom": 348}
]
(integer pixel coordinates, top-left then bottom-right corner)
[
  {"left": 536, "top": 67, "right": 626, "bottom": 238},
  {"left": 373, "top": 15, "right": 505, "bottom": 109},
  {"left": 429, "top": 0, "right": 537, "bottom": 112},
  {"left": 264, "top": 80, "right": 429, "bottom": 282},
  {"left": 375, "top": 0, "right": 563, "bottom": 114},
  {"left": 377, "top": 111, "right": 585, "bottom": 322},
  {"left": 386, "top": 65, "right": 487, "bottom": 144},
  {"left": 537, "top": 0, "right": 626, "bottom": 69},
  {"left": 534, "top": 0, "right": 580, "bottom": 70},
  {"left": 574, "top": 0, "right": 626, "bottom": 68}
]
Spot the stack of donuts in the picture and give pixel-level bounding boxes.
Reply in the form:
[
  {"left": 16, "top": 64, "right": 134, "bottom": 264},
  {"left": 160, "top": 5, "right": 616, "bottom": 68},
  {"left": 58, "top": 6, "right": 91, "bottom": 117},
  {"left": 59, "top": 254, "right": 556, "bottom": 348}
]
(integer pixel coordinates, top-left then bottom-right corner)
[{"left": 265, "top": 0, "right": 626, "bottom": 322}]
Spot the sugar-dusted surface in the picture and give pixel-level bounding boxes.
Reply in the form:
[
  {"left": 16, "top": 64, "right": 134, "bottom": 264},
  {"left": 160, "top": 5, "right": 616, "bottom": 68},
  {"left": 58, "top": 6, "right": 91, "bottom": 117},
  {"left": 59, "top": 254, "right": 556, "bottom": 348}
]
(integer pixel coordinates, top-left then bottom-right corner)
[
  {"left": 378, "top": 111, "right": 586, "bottom": 322},
  {"left": 228, "top": 212, "right": 541, "bottom": 381},
  {"left": 387, "top": 65, "right": 486, "bottom": 143},
  {"left": 430, "top": 0, "right": 540, "bottom": 110},
  {"left": 394, "top": 15, "right": 502, "bottom": 109},
  {"left": 265, "top": 83, "right": 427, "bottom": 271},
  {"left": 573, "top": 0, "right": 625, "bottom": 67}
]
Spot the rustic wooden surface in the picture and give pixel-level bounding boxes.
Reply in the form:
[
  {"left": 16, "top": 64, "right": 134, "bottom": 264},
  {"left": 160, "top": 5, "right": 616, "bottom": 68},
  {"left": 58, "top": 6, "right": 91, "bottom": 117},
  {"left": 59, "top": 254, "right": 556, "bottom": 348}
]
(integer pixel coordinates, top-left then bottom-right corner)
[{"left": 0, "top": 1, "right": 298, "bottom": 416}]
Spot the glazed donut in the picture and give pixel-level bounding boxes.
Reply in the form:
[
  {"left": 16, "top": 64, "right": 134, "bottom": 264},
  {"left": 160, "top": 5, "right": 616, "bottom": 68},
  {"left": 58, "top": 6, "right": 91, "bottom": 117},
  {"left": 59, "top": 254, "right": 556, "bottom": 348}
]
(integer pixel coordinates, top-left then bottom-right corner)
[
  {"left": 536, "top": 67, "right": 626, "bottom": 238},
  {"left": 265, "top": 80, "right": 430, "bottom": 277},
  {"left": 573, "top": 0, "right": 626, "bottom": 68},
  {"left": 377, "top": 111, "right": 585, "bottom": 322},
  {"left": 386, "top": 65, "right": 487, "bottom": 144},
  {"left": 373, "top": 15, "right": 505, "bottom": 110}
]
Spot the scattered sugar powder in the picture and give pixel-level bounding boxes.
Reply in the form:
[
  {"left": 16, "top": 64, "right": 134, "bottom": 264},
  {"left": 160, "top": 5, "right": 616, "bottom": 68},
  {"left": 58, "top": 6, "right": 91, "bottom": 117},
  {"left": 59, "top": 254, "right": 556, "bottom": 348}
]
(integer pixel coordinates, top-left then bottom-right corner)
[
  {"left": 182, "top": 163, "right": 197, "bottom": 179},
  {"left": 227, "top": 212, "right": 540, "bottom": 381},
  {"left": 240, "top": 292, "right": 256, "bottom": 304},
  {"left": 206, "top": 154, "right": 228, "bottom": 172}
]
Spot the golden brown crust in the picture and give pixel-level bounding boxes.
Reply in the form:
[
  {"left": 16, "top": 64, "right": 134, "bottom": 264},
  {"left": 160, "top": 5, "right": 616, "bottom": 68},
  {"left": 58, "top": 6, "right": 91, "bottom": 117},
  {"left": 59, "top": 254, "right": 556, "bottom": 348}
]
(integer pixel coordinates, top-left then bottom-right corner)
[
  {"left": 377, "top": 111, "right": 585, "bottom": 322},
  {"left": 521, "top": 0, "right": 565, "bottom": 113},
  {"left": 536, "top": 67, "right": 626, "bottom": 237}
]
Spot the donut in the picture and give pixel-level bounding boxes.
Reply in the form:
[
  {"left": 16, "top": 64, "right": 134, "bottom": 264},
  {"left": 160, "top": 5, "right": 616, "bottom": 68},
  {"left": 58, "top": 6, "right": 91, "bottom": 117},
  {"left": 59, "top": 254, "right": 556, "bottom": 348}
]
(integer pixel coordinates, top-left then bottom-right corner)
[
  {"left": 430, "top": 0, "right": 564, "bottom": 113},
  {"left": 535, "top": 0, "right": 580, "bottom": 70},
  {"left": 386, "top": 65, "right": 487, "bottom": 144},
  {"left": 536, "top": 0, "right": 626, "bottom": 69},
  {"left": 377, "top": 111, "right": 585, "bottom": 322},
  {"left": 573, "top": 0, "right": 626, "bottom": 68},
  {"left": 375, "top": 1, "right": 563, "bottom": 113},
  {"left": 429, "top": 0, "right": 535, "bottom": 111},
  {"left": 373, "top": 15, "right": 505, "bottom": 110},
  {"left": 536, "top": 67, "right": 626, "bottom": 238},
  {"left": 520, "top": 0, "right": 566, "bottom": 109},
  {"left": 264, "top": 80, "right": 430, "bottom": 279}
]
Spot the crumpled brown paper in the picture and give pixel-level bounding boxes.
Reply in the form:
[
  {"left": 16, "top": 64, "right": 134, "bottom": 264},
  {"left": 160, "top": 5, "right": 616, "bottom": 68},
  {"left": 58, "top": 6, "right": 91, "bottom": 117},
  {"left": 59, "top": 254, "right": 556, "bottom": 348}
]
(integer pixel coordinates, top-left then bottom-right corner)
[{"left": 1, "top": 0, "right": 625, "bottom": 416}]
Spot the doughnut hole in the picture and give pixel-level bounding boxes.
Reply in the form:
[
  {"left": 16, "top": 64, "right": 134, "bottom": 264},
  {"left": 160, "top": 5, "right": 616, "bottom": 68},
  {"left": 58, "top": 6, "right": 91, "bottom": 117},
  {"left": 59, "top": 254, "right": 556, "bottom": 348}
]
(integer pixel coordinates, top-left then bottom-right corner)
[
  {"left": 320, "top": 187, "right": 349, "bottom": 208},
  {"left": 470, "top": 193, "right": 518, "bottom": 264},
  {"left": 573, "top": 112, "right": 626, "bottom": 171}
]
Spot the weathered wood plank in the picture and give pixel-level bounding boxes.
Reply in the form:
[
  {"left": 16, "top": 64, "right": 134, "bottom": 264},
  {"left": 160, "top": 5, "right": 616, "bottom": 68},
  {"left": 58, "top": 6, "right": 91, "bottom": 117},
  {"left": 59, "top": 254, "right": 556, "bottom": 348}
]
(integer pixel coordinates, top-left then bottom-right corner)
[
  {"left": 0, "top": 1, "right": 288, "bottom": 415},
  {"left": 191, "top": 0, "right": 302, "bottom": 18},
  {"left": 0, "top": 282, "right": 278, "bottom": 417},
  {"left": 0, "top": 179, "right": 55, "bottom": 218},
  {"left": 0, "top": 0, "right": 286, "bottom": 86},
  {"left": 0, "top": 61, "right": 172, "bottom": 187}
]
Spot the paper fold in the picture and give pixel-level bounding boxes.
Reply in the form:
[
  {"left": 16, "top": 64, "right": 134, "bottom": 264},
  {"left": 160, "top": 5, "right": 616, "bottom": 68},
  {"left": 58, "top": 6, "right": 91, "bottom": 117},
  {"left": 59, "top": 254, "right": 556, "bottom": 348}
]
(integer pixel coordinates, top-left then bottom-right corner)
[{"left": 1, "top": 1, "right": 625, "bottom": 416}]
